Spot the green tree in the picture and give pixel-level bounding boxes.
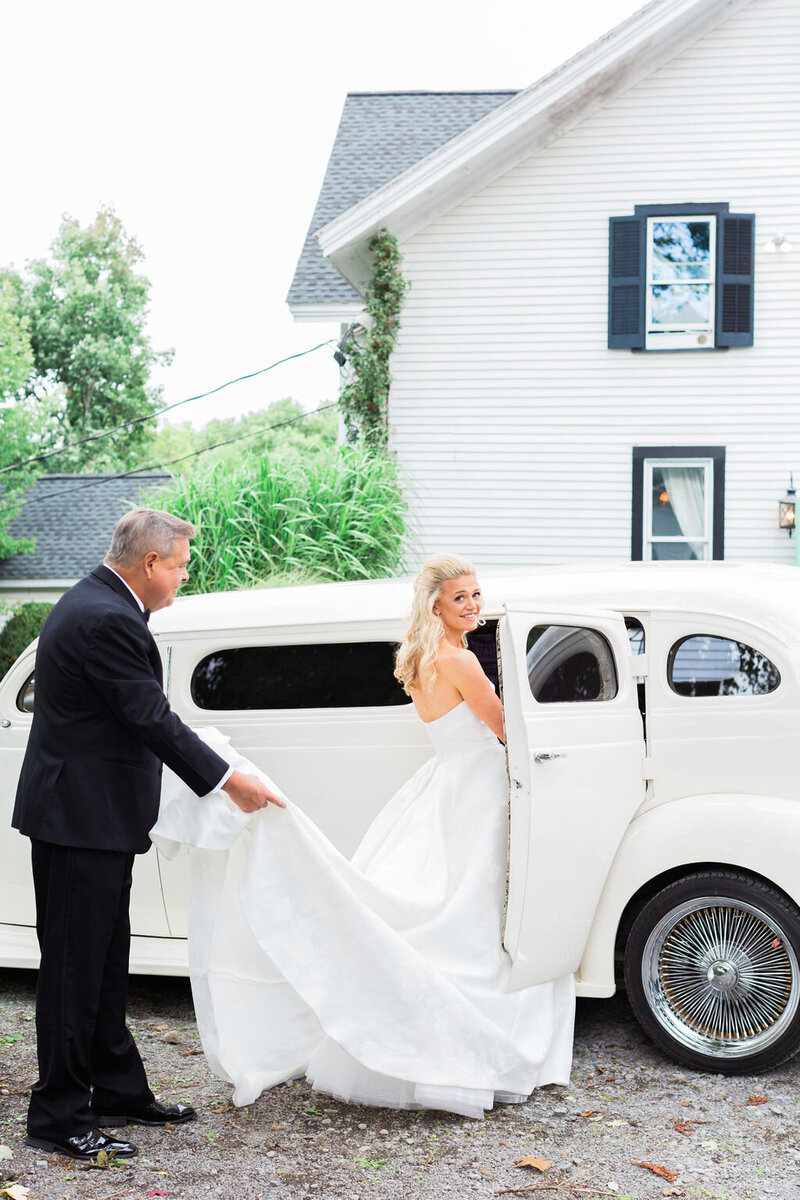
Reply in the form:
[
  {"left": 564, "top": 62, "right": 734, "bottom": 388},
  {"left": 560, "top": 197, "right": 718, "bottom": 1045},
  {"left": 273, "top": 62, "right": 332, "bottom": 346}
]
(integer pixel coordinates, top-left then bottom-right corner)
[
  {"left": 150, "top": 398, "right": 337, "bottom": 476},
  {"left": 0, "top": 278, "right": 55, "bottom": 560},
  {"left": 13, "top": 207, "right": 171, "bottom": 471}
]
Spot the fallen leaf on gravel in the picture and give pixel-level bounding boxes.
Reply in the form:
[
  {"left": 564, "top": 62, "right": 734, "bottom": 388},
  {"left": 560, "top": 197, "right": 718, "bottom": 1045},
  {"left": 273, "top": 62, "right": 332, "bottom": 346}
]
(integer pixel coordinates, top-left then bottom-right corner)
[
  {"left": 607, "top": 1119, "right": 629, "bottom": 1127},
  {"left": 673, "top": 1120, "right": 706, "bottom": 1136},
  {"left": 631, "top": 1162, "right": 679, "bottom": 1183},
  {"left": 746, "top": 1094, "right": 768, "bottom": 1106},
  {"left": 147, "top": 1191, "right": 170, "bottom": 1197},
  {"left": 663, "top": 1189, "right": 684, "bottom": 1197},
  {"left": 580, "top": 1109, "right": 600, "bottom": 1117},
  {"left": 271, "top": 1122, "right": 285, "bottom": 1130},
  {"left": 3, "top": 1186, "right": 30, "bottom": 1200},
  {"left": 152, "top": 1024, "right": 169, "bottom": 1031},
  {"left": 515, "top": 1157, "right": 551, "bottom": 1171},
  {"left": 180, "top": 1049, "right": 203, "bottom": 1056}
]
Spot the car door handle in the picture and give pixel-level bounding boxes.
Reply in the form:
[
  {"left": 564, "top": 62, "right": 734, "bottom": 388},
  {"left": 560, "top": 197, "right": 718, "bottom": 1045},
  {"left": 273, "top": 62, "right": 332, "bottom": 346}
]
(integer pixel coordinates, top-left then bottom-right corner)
[{"left": 534, "top": 751, "right": 566, "bottom": 764}]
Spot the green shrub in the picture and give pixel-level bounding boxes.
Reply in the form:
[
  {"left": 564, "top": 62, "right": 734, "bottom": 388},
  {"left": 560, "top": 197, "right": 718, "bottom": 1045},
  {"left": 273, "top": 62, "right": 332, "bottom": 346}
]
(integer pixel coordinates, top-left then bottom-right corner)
[
  {"left": 148, "top": 445, "right": 408, "bottom": 594},
  {"left": 0, "top": 601, "right": 53, "bottom": 677}
]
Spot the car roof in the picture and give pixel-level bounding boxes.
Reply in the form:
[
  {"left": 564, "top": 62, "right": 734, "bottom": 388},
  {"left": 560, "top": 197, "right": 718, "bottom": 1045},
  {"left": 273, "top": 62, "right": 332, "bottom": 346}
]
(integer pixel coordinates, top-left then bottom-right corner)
[{"left": 150, "top": 561, "right": 800, "bottom": 643}]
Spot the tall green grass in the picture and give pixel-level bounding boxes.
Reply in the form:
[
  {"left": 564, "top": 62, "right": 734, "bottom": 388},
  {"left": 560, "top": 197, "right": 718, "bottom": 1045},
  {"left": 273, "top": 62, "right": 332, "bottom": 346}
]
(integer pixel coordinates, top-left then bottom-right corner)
[{"left": 148, "top": 446, "right": 408, "bottom": 594}]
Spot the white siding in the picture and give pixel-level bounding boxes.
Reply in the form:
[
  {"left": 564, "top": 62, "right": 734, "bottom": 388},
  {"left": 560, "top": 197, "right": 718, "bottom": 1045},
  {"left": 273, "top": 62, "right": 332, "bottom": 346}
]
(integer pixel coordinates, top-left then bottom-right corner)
[{"left": 389, "top": 0, "right": 800, "bottom": 568}]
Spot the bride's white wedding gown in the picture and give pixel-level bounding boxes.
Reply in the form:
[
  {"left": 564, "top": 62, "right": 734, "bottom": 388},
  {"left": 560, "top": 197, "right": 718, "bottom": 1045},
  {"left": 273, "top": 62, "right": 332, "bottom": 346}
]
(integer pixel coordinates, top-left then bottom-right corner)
[{"left": 151, "top": 702, "right": 575, "bottom": 1119}]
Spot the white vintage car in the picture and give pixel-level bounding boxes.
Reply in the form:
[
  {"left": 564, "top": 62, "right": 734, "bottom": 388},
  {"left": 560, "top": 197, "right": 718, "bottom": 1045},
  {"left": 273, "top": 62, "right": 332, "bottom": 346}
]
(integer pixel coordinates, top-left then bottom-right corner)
[{"left": 2, "top": 561, "right": 800, "bottom": 1077}]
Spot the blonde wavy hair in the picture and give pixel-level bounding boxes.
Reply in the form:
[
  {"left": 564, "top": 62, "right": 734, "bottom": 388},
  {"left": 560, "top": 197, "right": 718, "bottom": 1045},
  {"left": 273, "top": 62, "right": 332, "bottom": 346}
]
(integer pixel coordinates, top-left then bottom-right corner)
[{"left": 394, "top": 553, "right": 480, "bottom": 695}]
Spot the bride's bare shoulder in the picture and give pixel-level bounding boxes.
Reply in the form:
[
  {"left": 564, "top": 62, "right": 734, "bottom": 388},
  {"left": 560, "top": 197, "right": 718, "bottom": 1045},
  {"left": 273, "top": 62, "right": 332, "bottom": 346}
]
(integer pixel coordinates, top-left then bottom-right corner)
[{"left": 436, "top": 643, "right": 481, "bottom": 680}]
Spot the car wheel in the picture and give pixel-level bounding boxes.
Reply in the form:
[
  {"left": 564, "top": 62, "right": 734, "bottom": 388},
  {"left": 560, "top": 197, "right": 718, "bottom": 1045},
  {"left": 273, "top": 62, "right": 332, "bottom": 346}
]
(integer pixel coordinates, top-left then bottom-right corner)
[{"left": 623, "top": 870, "right": 800, "bottom": 1074}]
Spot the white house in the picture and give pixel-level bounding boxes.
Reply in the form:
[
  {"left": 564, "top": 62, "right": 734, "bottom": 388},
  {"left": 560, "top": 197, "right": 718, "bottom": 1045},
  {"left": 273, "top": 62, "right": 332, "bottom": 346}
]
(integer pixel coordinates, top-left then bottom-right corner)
[{"left": 287, "top": 0, "right": 800, "bottom": 569}]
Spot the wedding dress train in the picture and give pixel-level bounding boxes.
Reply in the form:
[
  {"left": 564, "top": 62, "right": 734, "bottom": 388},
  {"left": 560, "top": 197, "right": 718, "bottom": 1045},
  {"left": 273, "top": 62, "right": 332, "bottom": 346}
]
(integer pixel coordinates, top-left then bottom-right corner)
[{"left": 151, "top": 702, "right": 575, "bottom": 1119}]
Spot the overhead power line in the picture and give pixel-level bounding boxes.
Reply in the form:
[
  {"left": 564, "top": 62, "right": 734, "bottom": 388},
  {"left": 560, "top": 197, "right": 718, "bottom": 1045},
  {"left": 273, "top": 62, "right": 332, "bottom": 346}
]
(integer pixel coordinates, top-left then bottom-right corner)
[
  {"left": 0, "top": 339, "right": 336, "bottom": 478},
  {"left": 0, "top": 401, "right": 339, "bottom": 516}
]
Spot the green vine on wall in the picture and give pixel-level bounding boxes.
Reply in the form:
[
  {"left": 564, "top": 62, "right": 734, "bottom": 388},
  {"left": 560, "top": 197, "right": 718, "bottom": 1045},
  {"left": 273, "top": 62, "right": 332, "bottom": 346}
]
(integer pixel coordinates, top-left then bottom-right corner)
[{"left": 339, "top": 230, "right": 408, "bottom": 446}]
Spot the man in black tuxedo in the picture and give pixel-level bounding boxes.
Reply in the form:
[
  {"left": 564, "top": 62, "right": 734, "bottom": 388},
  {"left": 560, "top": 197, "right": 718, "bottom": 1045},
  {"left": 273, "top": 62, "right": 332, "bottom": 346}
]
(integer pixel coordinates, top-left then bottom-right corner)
[{"left": 12, "top": 508, "right": 283, "bottom": 1160}]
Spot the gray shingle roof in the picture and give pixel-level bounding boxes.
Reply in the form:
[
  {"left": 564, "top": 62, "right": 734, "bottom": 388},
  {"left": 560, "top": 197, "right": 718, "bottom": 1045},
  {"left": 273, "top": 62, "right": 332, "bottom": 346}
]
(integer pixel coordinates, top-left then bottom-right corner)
[
  {"left": 0, "top": 473, "right": 173, "bottom": 580},
  {"left": 286, "top": 91, "right": 517, "bottom": 309}
]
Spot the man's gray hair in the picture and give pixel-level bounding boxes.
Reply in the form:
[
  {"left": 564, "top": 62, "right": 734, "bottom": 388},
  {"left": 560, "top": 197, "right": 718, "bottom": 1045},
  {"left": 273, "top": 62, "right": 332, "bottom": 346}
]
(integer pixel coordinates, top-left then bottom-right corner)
[{"left": 105, "top": 508, "right": 197, "bottom": 568}]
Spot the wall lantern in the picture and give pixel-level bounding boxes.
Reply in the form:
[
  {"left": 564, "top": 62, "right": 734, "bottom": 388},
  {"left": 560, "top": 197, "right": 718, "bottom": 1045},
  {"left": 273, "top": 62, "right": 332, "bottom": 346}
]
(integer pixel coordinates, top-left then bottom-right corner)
[{"left": 778, "top": 475, "right": 796, "bottom": 536}]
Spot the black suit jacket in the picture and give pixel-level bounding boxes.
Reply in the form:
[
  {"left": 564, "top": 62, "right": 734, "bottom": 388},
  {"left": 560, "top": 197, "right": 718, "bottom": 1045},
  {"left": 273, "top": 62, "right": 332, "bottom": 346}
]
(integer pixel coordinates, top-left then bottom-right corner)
[{"left": 12, "top": 564, "right": 228, "bottom": 854}]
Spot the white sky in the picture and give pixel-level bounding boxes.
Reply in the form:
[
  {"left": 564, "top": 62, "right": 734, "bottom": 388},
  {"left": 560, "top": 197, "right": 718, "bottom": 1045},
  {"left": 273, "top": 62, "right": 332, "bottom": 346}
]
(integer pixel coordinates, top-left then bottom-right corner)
[{"left": 3, "top": 0, "right": 644, "bottom": 431}]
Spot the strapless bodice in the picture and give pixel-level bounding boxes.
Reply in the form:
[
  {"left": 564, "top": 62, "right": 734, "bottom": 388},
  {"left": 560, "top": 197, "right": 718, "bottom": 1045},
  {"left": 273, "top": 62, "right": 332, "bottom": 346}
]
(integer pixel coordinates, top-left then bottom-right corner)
[{"left": 423, "top": 701, "right": 501, "bottom": 761}]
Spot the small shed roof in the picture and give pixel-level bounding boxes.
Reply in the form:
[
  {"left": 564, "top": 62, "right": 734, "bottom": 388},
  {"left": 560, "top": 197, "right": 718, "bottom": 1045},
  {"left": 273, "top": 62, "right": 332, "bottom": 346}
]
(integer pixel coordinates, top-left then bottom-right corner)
[
  {"left": 0, "top": 473, "right": 173, "bottom": 581},
  {"left": 285, "top": 91, "right": 516, "bottom": 312}
]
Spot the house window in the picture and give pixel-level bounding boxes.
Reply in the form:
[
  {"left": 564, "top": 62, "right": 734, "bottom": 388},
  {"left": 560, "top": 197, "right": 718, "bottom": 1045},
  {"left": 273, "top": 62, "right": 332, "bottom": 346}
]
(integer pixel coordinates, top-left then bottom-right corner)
[
  {"left": 646, "top": 216, "right": 715, "bottom": 350},
  {"left": 609, "top": 204, "right": 754, "bottom": 350},
  {"left": 632, "top": 446, "right": 725, "bottom": 561}
]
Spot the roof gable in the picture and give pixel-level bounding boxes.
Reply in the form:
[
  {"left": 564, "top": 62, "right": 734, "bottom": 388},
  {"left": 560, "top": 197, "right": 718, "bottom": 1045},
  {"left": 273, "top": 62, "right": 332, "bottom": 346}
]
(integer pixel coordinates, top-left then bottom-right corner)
[
  {"left": 286, "top": 91, "right": 516, "bottom": 313},
  {"left": 315, "top": 0, "right": 752, "bottom": 294}
]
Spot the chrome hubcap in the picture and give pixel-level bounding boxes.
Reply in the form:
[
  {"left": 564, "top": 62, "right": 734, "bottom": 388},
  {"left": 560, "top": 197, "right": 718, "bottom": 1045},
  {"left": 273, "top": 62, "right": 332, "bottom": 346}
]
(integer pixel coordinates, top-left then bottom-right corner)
[{"left": 642, "top": 896, "right": 799, "bottom": 1059}]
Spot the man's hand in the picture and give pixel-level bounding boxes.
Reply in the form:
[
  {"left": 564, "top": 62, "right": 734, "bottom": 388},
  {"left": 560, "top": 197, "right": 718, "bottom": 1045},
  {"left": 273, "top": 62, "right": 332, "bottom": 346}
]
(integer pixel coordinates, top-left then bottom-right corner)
[{"left": 222, "top": 769, "right": 286, "bottom": 813}]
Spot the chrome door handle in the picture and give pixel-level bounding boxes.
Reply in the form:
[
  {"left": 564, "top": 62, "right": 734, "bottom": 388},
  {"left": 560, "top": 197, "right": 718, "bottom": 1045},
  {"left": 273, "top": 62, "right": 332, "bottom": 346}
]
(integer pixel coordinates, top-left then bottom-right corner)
[{"left": 534, "top": 752, "right": 566, "bottom": 764}]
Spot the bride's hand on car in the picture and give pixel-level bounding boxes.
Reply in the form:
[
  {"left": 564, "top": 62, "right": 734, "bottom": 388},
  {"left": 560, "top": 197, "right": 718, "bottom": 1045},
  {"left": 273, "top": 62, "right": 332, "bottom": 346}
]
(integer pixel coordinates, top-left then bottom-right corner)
[{"left": 222, "top": 770, "right": 286, "bottom": 812}]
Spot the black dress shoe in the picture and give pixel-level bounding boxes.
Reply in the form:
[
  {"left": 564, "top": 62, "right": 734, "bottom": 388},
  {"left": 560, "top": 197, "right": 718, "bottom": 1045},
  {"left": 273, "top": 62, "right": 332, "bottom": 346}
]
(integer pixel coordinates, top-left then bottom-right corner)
[
  {"left": 94, "top": 1099, "right": 196, "bottom": 1127},
  {"left": 25, "top": 1129, "right": 138, "bottom": 1159}
]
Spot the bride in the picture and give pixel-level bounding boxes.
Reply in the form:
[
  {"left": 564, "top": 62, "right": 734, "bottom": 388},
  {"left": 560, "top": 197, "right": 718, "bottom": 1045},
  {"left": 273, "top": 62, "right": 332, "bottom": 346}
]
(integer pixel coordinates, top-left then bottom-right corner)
[{"left": 152, "top": 554, "right": 575, "bottom": 1119}]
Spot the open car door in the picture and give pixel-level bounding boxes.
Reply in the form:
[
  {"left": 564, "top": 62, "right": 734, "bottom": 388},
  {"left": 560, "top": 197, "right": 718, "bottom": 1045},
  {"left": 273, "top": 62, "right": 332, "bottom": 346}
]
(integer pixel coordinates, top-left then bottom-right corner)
[{"left": 499, "top": 606, "right": 646, "bottom": 988}]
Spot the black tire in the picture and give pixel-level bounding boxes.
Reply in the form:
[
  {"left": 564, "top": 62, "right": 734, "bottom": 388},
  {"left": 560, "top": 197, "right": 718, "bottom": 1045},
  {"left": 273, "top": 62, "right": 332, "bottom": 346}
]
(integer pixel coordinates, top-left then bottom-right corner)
[{"left": 623, "top": 870, "right": 800, "bottom": 1074}]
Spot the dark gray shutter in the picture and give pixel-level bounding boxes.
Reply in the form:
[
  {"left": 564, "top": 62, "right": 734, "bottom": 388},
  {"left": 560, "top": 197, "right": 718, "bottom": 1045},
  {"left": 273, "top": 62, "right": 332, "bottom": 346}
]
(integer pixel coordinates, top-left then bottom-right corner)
[
  {"left": 716, "top": 214, "right": 754, "bottom": 347},
  {"left": 608, "top": 217, "right": 645, "bottom": 348}
]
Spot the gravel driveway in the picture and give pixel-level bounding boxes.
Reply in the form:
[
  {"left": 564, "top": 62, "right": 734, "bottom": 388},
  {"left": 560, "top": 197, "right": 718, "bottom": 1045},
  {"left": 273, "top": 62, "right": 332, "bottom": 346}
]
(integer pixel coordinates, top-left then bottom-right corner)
[{"left": 1, "top": 969, "right": 798, "bottom": 1200}]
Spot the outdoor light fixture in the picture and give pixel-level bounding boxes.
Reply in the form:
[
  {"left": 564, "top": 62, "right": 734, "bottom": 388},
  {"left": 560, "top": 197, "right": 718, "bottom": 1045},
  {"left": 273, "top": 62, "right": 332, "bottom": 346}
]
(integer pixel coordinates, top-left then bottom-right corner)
[
  {"left": 333, "top": 323, "right": 363, "bottom": 368},
  {"left": 778, "top": 475, "right": 796, "bottom": 536},
  {"left": 764, "top": 233, "right": 792, "bottom": 254}
]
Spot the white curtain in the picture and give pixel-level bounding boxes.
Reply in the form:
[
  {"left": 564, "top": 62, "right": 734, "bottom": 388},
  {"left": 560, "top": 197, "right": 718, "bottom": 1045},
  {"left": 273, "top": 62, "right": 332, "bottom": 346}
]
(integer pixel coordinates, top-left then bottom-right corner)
[{"left": 660, "top": 466, "right": 707, "bottom": 551}]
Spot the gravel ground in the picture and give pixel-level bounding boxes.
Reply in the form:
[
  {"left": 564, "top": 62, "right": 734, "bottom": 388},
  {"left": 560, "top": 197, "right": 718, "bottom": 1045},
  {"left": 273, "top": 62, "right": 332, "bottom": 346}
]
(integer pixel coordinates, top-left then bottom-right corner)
[{"left": 1, "top": 969, "right": 798, "bottom": 1200}]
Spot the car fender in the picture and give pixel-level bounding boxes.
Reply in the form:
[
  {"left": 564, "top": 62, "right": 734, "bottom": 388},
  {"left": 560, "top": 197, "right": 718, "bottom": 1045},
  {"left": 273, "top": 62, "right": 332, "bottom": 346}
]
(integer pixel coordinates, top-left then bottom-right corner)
[{"left": 577, "top": 793, "right": 800, "bottom": 996}]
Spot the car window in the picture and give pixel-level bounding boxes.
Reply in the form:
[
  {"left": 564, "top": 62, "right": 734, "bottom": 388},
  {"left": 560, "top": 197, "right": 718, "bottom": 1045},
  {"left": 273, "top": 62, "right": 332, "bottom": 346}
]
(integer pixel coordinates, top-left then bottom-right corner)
[
  {"left": 17, "top": 671, "right": 35, "bottom": 714},
  {"left": 668, "top": 635, "right": 780, "bottom": 697},
  {"left": 191, "top": 642, "right": 412, "bottom": 710},
  {"left": 467, "top": 620, "right": 499, "bottom": 691},
  {"left": 526, "top": 625, "right": 618, "bottom": 703}
]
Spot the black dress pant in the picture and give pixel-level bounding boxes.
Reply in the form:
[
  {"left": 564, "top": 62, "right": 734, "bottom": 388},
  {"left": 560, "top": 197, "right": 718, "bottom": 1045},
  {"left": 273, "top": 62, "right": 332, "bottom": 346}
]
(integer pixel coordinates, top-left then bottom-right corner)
[{"left": 28, "top": 840, "right": 154, "bottom": 1139}]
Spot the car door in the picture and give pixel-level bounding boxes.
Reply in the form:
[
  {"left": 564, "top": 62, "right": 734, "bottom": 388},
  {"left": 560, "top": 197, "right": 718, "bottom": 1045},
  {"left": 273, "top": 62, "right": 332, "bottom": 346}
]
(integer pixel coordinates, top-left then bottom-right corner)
[{"left": 499, "top": 606, "right": 646, "bottom": 988}]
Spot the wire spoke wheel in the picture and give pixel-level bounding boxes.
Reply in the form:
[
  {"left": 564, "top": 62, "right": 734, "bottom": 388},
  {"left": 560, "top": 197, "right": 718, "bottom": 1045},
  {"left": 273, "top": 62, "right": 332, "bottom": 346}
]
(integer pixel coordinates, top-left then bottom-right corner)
[
  {"left": 625, "top": 872, "right": 800, "bottom": 1073},
  {"left": 643, "top": 897, "right": 799, "bottom": 1059}
]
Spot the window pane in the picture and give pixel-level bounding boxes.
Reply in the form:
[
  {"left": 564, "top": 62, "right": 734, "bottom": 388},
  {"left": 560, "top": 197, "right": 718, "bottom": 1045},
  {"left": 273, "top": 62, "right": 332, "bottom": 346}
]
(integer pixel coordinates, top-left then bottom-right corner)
[
  {"left": 526, "top": 625, "right": 618, "bottom": 703},
  {"left": 191, "top": 643, "right": 411, "bottom": 710},
  {"left": 651, "top": 284, "right": 711, "bottom": 326},
  {"left": 651, "top": 221, "right": 712, "bottom": 281},
  {"left": 17, "top": 671, "right": 35, "bottom": 714},
  {"left": 651, "top": 466, "right": 706, "bottom": 538},
  {"left": 625, "top": 617, "right": 645, "bottom": 655},
  {"left": 467, "top": 621, "right": 499, "bottom": 691},
  {"left": 651, "top": 541, "right": 705, "bottom": 561},
  {"left": 669, "top": 635, "right": 780, "bottom": 697}
]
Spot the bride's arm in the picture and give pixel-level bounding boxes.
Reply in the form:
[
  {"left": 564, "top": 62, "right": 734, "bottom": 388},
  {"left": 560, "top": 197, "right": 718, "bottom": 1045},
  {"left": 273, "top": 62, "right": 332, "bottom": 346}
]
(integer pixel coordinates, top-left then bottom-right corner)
[{"left": 438, "top": 649, "right": 505, "bottom": 743}]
